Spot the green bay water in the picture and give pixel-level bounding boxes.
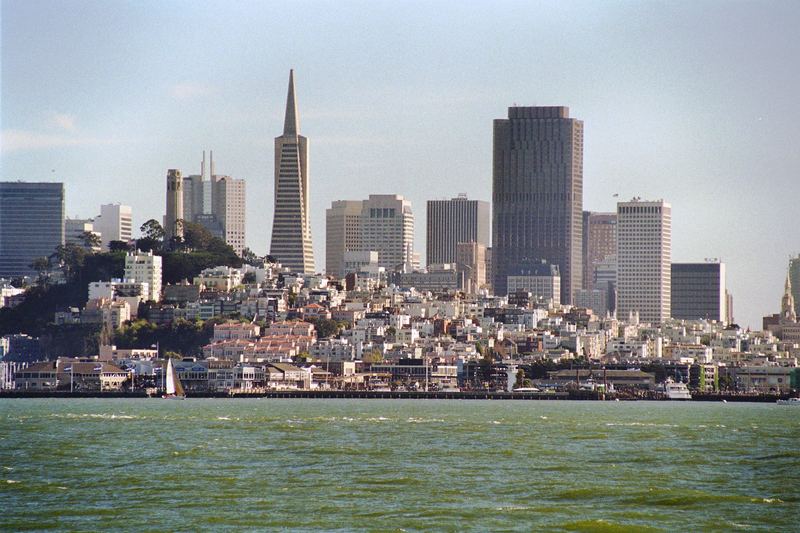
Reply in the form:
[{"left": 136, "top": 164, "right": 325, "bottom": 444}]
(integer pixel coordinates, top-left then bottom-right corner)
[{"left": 1, "top": 399, "right": 798, "bottom": 532}]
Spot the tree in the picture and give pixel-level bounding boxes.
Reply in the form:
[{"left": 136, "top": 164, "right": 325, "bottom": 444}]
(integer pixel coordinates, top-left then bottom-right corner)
[
  {"left": 140, "top": 219, "right": 165, "bottom": 241},
  {"left": 108, "top": 240, "right": 131, "bottom": 252},
  {"left": 242, "top": 272, "right": 257, "bottom": 284},
  {"left": 50, "top": 243, "right": 87, "bottom": 281},
  {"left": 241, "top": 247, "right": 261, "bottom": 266},
  {"left": 362, "top": 349, "right": 383, "bottom": 363},
  {"left": 312, "top": 318, "right": 341, "bottom": 339},
  {"left": 80, "top": 231, "right": 102, "bottom": 250},
  {"left": 515, "top": 369, "right": 527, "bottom": 389},
  {"left": 29, "top": 257, "right": 51, "bottom": 284}
]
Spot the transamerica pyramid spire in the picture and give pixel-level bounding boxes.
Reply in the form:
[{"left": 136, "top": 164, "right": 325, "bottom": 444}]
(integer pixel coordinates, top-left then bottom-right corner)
[{"left": 283, "top": 69, "right": 298, "bottom": 136}]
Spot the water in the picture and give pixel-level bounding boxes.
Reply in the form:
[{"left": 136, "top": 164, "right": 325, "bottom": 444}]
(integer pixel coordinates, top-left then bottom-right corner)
[{"left": 1, "top": 399, "right": 798, "bottom": 531}]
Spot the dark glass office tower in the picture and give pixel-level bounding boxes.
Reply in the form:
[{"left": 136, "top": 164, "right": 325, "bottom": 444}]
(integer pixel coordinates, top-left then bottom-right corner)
[{"left": 492, "top": 106, "right": 583, "bottom": 303}]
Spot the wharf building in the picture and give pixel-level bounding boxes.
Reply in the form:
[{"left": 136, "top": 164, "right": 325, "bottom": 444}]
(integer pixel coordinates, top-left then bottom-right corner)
[
  {"left": 492, "top": 106, "right": 583, "bottom": 304},
  {"left": 426, "top": 195, "right": 490, "bottom": 266},
  {"left": 0, "top": 181, "right": 64, "bottom": 278},
  {"left": 94, "top": 203, "right": 132, "bottom": 249},
  {"left": 616, "top": 198, "right": 671, "bottom": 325},
  {"left": 671, "top": 262, "right": 727, "bottom": 323},
  {"left": 270, "top": 70, "right": 315, "bottom": 273}
]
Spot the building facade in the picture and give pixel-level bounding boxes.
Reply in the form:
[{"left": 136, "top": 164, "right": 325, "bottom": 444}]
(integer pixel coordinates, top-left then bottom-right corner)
[
  {"left": 326, "top": 200, "right": 364, "bottom": 277},
  {"left": 360, "top": 195, "right": 416, "bottom": 271},
  {"left": 506, "top": 262, "right": 561, "bottom": 306},
  {"left": 426, "top": 195, "right": 489, "bottom": 266},
  {"left": 270, "top": 70, "right": 315, "bottom": 273},
  {"left": 456, "top": 241, "right": 487, "bottom": 294},
  {"left": 671, "top": 262, "right": 727, "bottom": 323},
  {"left": 94, "top": 203, "right": 132, "bottom": 249},
  {"left": 616, "top": 199, "right": 671, "bottom": 324},
  {"left": 492, "top": 106, "right": 583, "bottom": 303},
  {"left": 582, "top": 212, "right": 617, "bottom": 291},
  {"left": 124, "top": 251, "right": 162, "bottom": 302},
  {"left": 0, "top": 182, "right": 64, "bottom": 278}
]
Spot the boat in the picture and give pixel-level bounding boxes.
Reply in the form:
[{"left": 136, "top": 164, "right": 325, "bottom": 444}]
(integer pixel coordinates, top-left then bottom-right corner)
[
  {"left": 662, "top": 378, "right": 692, "bottom": 400},
  {"left": 162, "top": 358, "right": 186, "bottom": 400},
  {"left": 777, "top": 397, "right": 800, "bottom": 405}
]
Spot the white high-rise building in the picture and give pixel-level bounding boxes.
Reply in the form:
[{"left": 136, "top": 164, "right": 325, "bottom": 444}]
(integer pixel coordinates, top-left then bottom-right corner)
[
  {"left": 326, "top": 200, "right": 364, "bottom": 277},
  {"left": 65, "top": 218, "right": 101, "bottom": 251},
  {"left": 361, "top": 195, "right": 415, "bottom": 272},
  {"left": 94, "top": 204, "right": 133, "bottom": 250},
  {"left": 124, "top": 251, "right": 162, "bottom": 302},
  {"left": 616, "top": 199, "right": 671, "bottom": 324}
]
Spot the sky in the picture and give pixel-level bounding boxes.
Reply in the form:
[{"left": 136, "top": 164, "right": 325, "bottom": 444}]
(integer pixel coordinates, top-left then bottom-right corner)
[{"left": 2, "top": 0, "right": 800, "bottom": 329}]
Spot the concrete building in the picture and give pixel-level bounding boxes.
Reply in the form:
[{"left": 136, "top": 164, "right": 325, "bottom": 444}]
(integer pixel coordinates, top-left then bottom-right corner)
[
  {"left": 65, "top": 218, "right": 101, "bottom": 251},
  {"left": 671, "top": 262, "right": 727, "bottom": 323},
  {"left": 164, "top": 169, "right": 184, "bottom": 241},
  {"left": 360, "top": 194, "right": 416, "bottom": 271},
  {"left": 616, "top": 199, "right": 671, "bottom": 324},
  {"left": 492, "top": 106, "right": 583, "bottom": 303},
  {"left": 125, "top": 251, "right": 162, "bottom": 302},
  {"left": 181, "top": 152, "right": 247, "bottom": 255},
  {"left": 789, "top": 255, "right": 800, "bottom": 318},
  {"left": 326, "top": 200, "right": 364, "bottom": 277},
  {"left": 270, "top": 70, "right": 315, "bottom": 273},
  {"left": 94, "top": 203, "right": 132, "bottom": 249},
  {"left": 456, "top": 241, "right": 487, "bottom": 294},
  {"left": 582, "top": 212, "right": 617, "bottom": 291},
  {"left": 506, "top": 262, "right": 561, "bottom": 306},
  {"left": 0, "top": 181, "right": 64, "bottom": 278},
  {"left": 426, "top": 195, "right": 489, "bottom": 266}
]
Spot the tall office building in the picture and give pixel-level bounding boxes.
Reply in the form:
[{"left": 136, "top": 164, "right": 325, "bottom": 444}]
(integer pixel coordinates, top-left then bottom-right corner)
[
  {"left": 361, "top": 195, "right": 415, "bottom": 271},
  {"left": 492, "top": 106, "right": 583, "bottom": 303},
  {"left": 270, "top": 70, "right": 315, "bottom": 274},
  {"left": 671, "top": 262, "right": 727, "bottom": 323},
  {"left": 0, "top": 182, "right": 64, "bottom": 278},
  {"left": 179, "top": 152, "right": 246, "bottom": 255},
  {"left": 164, "top": 169, "right": 184, "bottom": 241},
  {"left": 456, "top": 241, "right": 487, "bottom": 294},
  {"left": 426, "top": 195, "right": 490, "bottom": 266},
  {"left": 582, "top": 212, "right": 617, "bottom": 291},
  {"left": 326, "top": 200, "right": 364, "bottom": 277},
  {"left": 616, "top": 199, "right": 671, "bottom": 324},
  {"left": 94, "top": 203, "right": 132, "bottom": 249}
]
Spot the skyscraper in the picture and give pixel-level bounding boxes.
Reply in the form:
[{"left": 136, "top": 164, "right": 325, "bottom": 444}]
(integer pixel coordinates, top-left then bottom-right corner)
[
  {"left": 616, "top": 199, "right": 671, "bottom": 324},
  {"left": 789, "top": 255, "right": 800, "bottom": 318},
  {"left": 582, "top": 211, "right": 617, "bottom": 291},
  {"left": 426, "top": 195, "right": 490, "bottom": 266},
  {"left": 326, "top": 200, "right": 364, "bottom": 277},
  {"left": 94, "top": 203, "right": 132, "bottom": 249},
  {"left": 360, "top": 195, "right": 415, "bottom": 271},
  {"left": 0, "top": 182, "right": 64, "bottom": 278},
  {"left": 270, "top": 70, "right": 315, "bottom": 273},
  {"left": 671, "top": 262, "right": 727, "bottom": 323},
  {"left": 492, "top": 106, "right": 583, "bottom": 303},
  {"left": 164, "top": 169, "right": 184, "bottom": 241}
]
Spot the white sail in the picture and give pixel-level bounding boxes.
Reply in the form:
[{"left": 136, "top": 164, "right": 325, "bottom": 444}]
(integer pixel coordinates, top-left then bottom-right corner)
[{"left": 165, "top": 358, "right": 176, "bottom": 395}]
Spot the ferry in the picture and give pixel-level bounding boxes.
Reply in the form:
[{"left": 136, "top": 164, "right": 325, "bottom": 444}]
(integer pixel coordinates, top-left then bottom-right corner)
[
  {"left": 662, "top": 378, "right": 692, "bottom": 400},
  {"left": 776, "top": 397, "right": 800, "bottom": 406}
]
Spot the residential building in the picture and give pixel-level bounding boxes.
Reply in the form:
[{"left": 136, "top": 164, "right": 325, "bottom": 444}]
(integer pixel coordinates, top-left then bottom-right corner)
[
  {"left": 671, "top": 262, "right": 727, "bottom": 323},
  {"left": 492, "top": 106, "right": 583, "bottom": 303},
  {"left": 94, "top": 204, "right": 132, "bottom": 249},
  {"left": 125, "top": 251, "right": 162, "bottom": 302},
  {"left": 0, "top": 181, "right": 64, "bottom": 278},
  {"left": 582, "top": 212, "right": 617, "bottom": 291},
  {"left": 326, "top": 200, "right": 364, "bottom": 277},
  {"left": 506, "top": 262, "right": 561, "bottom": 306},
  {"left": 616, "top": 199, "right": 671, "bottom": 324},
  {"left": 426, "top": 195, "right": 489, "bottom": 266},
  {"left": 270, "top": 69, "right": 315, "bottom": 273}
]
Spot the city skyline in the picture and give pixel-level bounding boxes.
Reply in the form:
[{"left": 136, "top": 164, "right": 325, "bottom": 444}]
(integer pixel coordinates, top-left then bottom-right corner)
[{"left": 3, "top": 1, "right": 800, "bottom": 328}]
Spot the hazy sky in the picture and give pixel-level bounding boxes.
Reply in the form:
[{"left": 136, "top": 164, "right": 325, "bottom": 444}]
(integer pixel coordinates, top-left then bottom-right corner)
[{"left": 2, "top": 0, "right": 799, "bottom": 328}]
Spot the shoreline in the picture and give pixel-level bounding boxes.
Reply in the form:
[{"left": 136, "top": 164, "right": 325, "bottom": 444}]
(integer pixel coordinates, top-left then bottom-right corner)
[{"left": 0, "top": 390, "right": 789, "bottom": 402}]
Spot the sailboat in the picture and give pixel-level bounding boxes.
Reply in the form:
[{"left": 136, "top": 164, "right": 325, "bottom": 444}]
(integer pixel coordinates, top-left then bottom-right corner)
[{"left": 162, "top": 358, "right": 186, "bottom": 400}]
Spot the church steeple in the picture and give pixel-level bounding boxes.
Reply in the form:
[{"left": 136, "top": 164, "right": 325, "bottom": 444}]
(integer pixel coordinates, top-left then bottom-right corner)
[
  {"left": 283, "top": 69, "right": 299, "bottom": 136},
  {"left": 782, "top": 268, "right": 796, "bottom": 323}
]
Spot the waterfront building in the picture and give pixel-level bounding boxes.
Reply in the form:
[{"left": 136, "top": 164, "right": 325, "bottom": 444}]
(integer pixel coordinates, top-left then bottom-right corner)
[
  {"left": 270, "top": 70, "right": 315, "bottom": 273},
  {"left": 0, "top": 181, "right": 64, "bottom": 278},
  {"left": 94, "top": 203, "right": 132, "bottom": 249},
  {"left": 492, "top": 106, "right": 583, "bottom": 303},
  {"left": 164, "top": 169, "right": 184, "bottom": 241},
  {"left": 671, "top": 262, "right": 727, "bottom": 323},
  {"left": 124, "top": 251, "right": 162, "bottom": 302},
  {"left": 582, "top": 212, "right": 617, "bottom": 291},
  {"left": 426, "top": 195, "right": 489, "bottom": 266},
  {"left": 326, "top": 200, "right": 364, "bottom": 277},
  {"left": 616, "top": 198, "right": 671, "bottom": 325},
  {"left": 506, "top": 261, "right": 561, "bottom": 306}
]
